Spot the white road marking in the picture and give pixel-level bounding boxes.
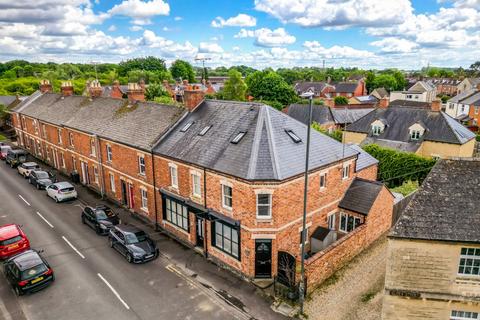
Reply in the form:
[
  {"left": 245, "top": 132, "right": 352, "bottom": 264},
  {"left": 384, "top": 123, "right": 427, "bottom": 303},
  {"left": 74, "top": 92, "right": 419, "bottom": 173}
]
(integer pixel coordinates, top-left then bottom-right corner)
[
  {"left": 36, "top": 212, "right": 54, "bottom": 228},
  {"left": 61, "top": 236, "right": 85, "bottom": 259},
  {"left": 97, "top": 273, "right": 130, "bottom": 310},
  {"left": 18, "top": 194, "right": 30, "bottom": 206},
  {"left": 0, "top": 295, "right": 13, "bottom": 320}
]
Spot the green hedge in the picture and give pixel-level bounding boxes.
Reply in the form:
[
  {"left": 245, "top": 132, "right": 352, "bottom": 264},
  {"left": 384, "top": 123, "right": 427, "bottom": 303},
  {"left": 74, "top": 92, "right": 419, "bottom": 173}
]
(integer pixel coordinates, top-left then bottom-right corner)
[{"left": 362, "top": 144, "right": 436, "bottom": 188}]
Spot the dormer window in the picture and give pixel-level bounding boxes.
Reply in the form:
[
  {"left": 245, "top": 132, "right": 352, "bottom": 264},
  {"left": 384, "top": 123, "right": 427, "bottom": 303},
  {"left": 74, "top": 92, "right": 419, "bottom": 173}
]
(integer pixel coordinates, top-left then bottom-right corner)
[
  {"left": 411, "top": 130, "right": 421, "bottom": 140},
  {"left": 372, "top": 126, "right": 382, "bottom": 136},
  {"left": 408, "top": 123, "right": 425, "bottom": 141}
]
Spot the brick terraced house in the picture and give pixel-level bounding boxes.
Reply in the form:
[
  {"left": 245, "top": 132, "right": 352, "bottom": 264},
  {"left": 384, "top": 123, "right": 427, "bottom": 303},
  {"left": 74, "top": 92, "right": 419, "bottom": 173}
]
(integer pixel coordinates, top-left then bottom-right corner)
[
  {"left": 11, "top": 80, "right": 394, "bottom": 288},
  {"left": 383, "top": 159, "right": 480, "bottom": 319}
]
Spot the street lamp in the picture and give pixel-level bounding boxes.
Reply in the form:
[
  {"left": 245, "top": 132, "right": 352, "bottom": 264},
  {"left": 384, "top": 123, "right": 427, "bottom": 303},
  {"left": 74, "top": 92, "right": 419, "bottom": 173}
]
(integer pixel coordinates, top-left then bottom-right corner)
[{"left": 298, "top": 91, "right": 314, "bottom": 315}]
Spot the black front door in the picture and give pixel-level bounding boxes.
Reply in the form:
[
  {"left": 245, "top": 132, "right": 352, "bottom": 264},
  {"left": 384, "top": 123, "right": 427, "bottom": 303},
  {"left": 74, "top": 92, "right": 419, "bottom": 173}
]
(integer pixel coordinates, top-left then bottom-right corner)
[
  {"left": 196, "top": 216, "right": 204, "bottom": 248},
  {"left": 255, "top": 239, "right": 272, "bottom": 278},
  {"left": 121, "top": 180, "right": 128, "bottom": 206}
]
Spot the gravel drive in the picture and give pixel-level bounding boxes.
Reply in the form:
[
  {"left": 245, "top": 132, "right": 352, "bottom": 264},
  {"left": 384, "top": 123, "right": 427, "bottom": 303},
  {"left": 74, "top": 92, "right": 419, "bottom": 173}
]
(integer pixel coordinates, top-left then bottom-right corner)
[{"left": 305, "top": 235, "right": 388, "bottom": 320}]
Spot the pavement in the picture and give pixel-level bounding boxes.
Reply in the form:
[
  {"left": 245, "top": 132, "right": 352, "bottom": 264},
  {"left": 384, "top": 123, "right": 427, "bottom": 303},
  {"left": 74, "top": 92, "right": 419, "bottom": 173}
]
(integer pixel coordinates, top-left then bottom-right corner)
[{"left": 0, "top": 154, "right": 289, "bottom": 320}]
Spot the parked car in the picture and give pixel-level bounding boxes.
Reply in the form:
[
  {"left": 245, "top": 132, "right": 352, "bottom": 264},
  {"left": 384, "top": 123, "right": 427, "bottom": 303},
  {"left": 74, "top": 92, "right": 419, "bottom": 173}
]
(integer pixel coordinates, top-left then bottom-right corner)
[
  {"left": 28, "top": 170, "right": 53, "bottom": 190},
  {"left": 46, "top": 182, "right": 77, "bottom": 202},
  {"left": 0, "top": 145, "right": 12, "bottom": 160},
  {"left": 81, "top": 205, "right": 120, "bottom": 235},
  {"left": 17, "top": 162, "right": 40, "bottom": 178},
  {"left": 0, "top": 224, "right": 30, "bottom": 260},
  {"left": 108, "top": 225, "right": 158, "bottom": 263},
  {"left": 3, "top": 249, "right": 54, "bottom": 296},
  {"left": 5, "top": 149, "right": 28, "bottom": 168}
]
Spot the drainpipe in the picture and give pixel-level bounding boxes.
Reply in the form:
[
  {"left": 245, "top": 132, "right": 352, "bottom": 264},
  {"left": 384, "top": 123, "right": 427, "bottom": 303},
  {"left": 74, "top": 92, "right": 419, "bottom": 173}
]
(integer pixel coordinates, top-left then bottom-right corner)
[
  {"left": 151, "top": 152, "right": 159, "bottom": 231},
  {"left": 203, "top": 167, "right": 208, "bottom": 258},
  {"left": 94, "top": 134, "right": 105, "bottom": 199}
]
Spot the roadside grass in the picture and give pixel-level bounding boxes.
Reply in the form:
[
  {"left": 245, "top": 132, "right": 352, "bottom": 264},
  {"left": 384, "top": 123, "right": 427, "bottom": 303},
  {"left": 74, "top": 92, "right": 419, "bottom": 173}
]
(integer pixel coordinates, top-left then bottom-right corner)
[{"left": 0, "top": 134, "right": 6, "bottom": 141}]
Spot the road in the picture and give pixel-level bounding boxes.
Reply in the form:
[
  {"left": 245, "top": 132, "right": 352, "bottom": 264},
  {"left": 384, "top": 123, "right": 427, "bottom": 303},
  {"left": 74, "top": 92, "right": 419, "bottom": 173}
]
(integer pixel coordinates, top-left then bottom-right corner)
[{"left": 0, "top": 161, "right": 240, "bottom": 320}]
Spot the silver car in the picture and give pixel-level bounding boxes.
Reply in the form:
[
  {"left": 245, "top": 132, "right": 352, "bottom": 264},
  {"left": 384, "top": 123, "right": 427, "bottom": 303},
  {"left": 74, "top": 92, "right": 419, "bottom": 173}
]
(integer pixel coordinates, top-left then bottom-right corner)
[{"left": 46, "top": 182, "right": 78, "bottom": 203}]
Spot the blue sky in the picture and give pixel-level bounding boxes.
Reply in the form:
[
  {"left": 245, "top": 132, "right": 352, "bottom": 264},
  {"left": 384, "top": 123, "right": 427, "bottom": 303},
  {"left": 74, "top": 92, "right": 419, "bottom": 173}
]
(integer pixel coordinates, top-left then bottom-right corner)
[{"left": 0, "top": 0, "right": 479, "bottom": 69}]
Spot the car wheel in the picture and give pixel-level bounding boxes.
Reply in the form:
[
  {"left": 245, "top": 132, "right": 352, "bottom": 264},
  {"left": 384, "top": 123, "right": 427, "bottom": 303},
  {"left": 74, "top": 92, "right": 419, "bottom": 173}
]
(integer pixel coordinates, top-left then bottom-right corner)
[
  {"left": 36, "top": 183, "right": 40, "bottom": 190},
  {"left": 109, "top": 237, "right": 114, "bottom": 248},
  {"left": 54, "top": 197, "right": 59, "bottom": 203},
  {"left": 126, "top": 253, "right": 133, "bottom": 263},
  {"left": 95, "top": 225, "right": 101, "bottom": 235},
  {"left": 81, "top": 216, "right": 86, "bottom": 224},
  {"left": 14, "top": 286, "right": 23, "bottom": 296}
]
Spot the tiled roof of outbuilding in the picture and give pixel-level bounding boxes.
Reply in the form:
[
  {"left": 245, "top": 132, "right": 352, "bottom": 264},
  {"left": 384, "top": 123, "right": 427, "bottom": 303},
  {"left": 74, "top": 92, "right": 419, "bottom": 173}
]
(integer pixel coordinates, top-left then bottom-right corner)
[
  {"left": 390, "top": 159, "right": 480, "bottom": 243},
  {"left": 339, "top": 178, "right": 384, "bottom": 215},
  {"left": 335, "top": 82, "right": 359, "bottom": 93}
]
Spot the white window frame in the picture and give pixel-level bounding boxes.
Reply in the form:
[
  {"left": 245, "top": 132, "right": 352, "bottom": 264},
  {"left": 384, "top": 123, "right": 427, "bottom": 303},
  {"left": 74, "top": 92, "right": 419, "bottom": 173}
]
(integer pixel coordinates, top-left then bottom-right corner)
[
  {"left": 57, "top": 128, "right": 62, "bottom": 145},
  {"left": 221, "top": 184, "right": 233, "bottom": 210},
  {"left": 327, "top": 212, "right": 335, "bottom": 230},
  {"left": 372, "top": 125, "right": 382, "bottom": 136},
  {"left": 339, "top": 212, "right": 361, "bottom": 233},
  {"left": 410, "top": 130, "right": 421, "bottom": 140},
  {"left": 69, "top": 132, "right": 74, "bottom": 147},
  {"left": 60, "top": 152, "right": 65, "bottom": 169},
  {"left": 138, "top": 155, "right": 146, "bottom": 176},
  {"left": 169, "top": 163, "right": 178, "bottom": 188},
  {"left": 342, "top": 164, "right": 350, "bottom": 180},
  {"left": 109, "top": 173, "right": 115, "bottom": 193},
  {"left": 90, "top": 139, "right": 96, "bottom": 157},
  {"left": 458, "top": 247, "right": 480, "bottom": 277},
  {"left": 93, "top": 166, "right": 99, "bottom": 184},
  {"left": 106, "top": 144, "right": 112, "bottom": 162},
  {"left": 256, "top": 193, "right": 272, "bottom": 219},
  {"left": 320, "top": 172, "right": 327, "bottom": 189},
  {"left": 450, "top": 310, "right": 479, "bottom": 320},
  {"left": 42, "top": 124, "right": 47, "bottom": 139},
  {"left": 191, "top": 172, "right": 201, "bottom": 197},
  {"left": 140, "top": 188, "right": 148, "bottom": 211}
]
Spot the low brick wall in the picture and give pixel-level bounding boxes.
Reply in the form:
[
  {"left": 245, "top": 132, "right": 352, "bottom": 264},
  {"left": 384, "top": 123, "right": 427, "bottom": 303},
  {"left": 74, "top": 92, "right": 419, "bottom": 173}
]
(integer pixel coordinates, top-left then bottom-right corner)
[{"left": 305, "top": 225, "right": 368, "bottom": 292}]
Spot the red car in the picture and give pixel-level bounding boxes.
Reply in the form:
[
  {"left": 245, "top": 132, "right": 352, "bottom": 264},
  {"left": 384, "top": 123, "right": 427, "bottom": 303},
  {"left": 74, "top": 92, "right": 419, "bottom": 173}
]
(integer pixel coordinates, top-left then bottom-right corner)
[
  {"left": 0, "top": 145, "right": 12, "bottom": 160},
  {"left": 0, "top": 224, "right": 30, "bottom": 259}
]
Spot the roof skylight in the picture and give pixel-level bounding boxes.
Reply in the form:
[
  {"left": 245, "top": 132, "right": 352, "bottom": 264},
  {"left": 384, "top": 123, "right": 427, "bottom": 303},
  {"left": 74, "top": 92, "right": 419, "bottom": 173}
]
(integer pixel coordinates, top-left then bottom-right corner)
[
  {"left": 231, "top": 131, "right": 246, "bottom": 144},
  {"left": 286, "top": 129, "right": 302, "bottom": 143},
  {"left": 180, "top": 122, "right": 194, "bottom": 132},
  {"left": 198, "top": 125, "right": 212, "bottom": 136}
]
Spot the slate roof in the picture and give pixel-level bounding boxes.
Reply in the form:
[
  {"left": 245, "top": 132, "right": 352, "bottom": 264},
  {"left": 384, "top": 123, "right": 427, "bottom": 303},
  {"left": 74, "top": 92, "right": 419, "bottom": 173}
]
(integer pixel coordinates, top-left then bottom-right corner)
[
  {"left": 294, "top": 82, "right": 329, "bottom": 95},
  {"left": 346, "top": 105, "right": 475, "bottom": 145},
  {"left": 353, "top": 95, "right": 378, "bottom": 104},
  {"left": 154, "top": 100, "right": 359, "bottom": 181},
  {"left": 287, "top": 104, "right": 374, "bottom": 126},
  {"left": 311, "top": 226, "right": 331, "bottom": 241},
  {"left": 338, "top": 178, "right": 384, "bottom": 215},
  {"left": 347, "top": 144, "right": 379, "bottom": 171},
  {"left": 458, "top": 91, "right": 480, "bottom": 105},
  {"left": 335, "top": 82, "right": 359, "bottom": 93},
  {"left": 13, "top": 92, "right": 186, "bottom": 151},
  {"left": 390, "top": 159, "right": 480, "bottom": 243},
  {"left": 389, "top": 99, "right": 430, "bottom": 108},
  {"left": 372, "top": 88, "right": 389, "bottom": 99},
  {"left": 0, "top": 96, "right": 18, "bottom": 108}
]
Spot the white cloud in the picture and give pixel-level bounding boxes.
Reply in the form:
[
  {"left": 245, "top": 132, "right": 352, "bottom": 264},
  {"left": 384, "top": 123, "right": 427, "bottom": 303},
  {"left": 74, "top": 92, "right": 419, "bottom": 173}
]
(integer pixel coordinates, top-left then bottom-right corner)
[
  {"left": 303, "top": 41, "right": 374, "bottom": 59},
  {"left": 109, "top": 0, "right": 170, "bottom": 25},
  {"left": 129, "top": 25, "right": 143, "bottom": 31},
  {"left": 162, "top": 26, "right": 170, "bottom": 31},
  {"left": 370, "top": 38, "right": 419, "bottom": 53},
  {"left": 174, "top": 16, "right": 182, "bottom": 21},
  {"left": 108, "top": 25, "right": 117, "bottom": 32},
  {"left": 254, "top": 0, "right": 413, "bottom": 28},
  {"left": 234, "top": 27, "right": 295, "bottom": 47},
  {"left": 198, "top": 42, "right": 224, "bottom": 53},
  {"left": 211, "top": 13, "right": 256, "bottom": 28},
  {"left": 141, "top": 30, "right": 197, "bottom": 57}
]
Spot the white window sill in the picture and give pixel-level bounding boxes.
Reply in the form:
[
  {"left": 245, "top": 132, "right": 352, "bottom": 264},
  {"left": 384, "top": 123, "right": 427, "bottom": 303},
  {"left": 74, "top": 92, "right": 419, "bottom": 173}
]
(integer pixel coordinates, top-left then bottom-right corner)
[
  {"left": 256, "top": 216, "right": 272, "bottom": 221},
  {"left": 164, "top": 220, "right": 190, "bottom": 236},
  {"left": 192, "top": 193, "right": 202, "bottom": 199},
  {"left": 141, "top": 207, "right": 149, "bottom": 213},
  {"left": 222, "top": 205, "right": 233, "bottom": 211}
]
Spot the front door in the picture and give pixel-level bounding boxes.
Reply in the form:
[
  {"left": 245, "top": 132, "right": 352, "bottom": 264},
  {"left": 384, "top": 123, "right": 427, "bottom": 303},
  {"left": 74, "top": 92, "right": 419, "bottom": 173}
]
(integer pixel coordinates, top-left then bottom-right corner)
[
  {"left": 255, "top": 239, "right": 272, "bottom": 278},
  {"left": 121, "top": 180, "right": 128, "bottom": 206},
  {"left": 80, "top": 162, "right": 89, "bottom": 185},
  {"left": 196, "top": 216, "right": 204, "bottom": 248}
]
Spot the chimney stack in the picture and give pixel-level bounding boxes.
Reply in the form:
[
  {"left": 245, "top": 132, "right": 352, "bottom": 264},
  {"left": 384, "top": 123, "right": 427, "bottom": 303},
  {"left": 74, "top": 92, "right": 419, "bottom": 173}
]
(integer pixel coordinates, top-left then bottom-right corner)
[
  {"left": 39, "top": 79, "right": 53, "bottom": 93},
  {"left": 378, "top": 97, "right": 389, "bottom": 109},
  {"left": 183, "top": 88, "right": 205, "bottom": 112},
  {"left": 323, "top": 98, "right": 334, "bottom": 108},
  {"left": 431, "top": 99, "right": 441, "bottom": 112},
  {"left": 127, "top": 82, "right": 145, "bottom": 103},
  {"left": 88, "top": 79, "right": 103, "bottom": 98},
  {"left": 60, "top": 81, "right": 74, "bottom": 97}
]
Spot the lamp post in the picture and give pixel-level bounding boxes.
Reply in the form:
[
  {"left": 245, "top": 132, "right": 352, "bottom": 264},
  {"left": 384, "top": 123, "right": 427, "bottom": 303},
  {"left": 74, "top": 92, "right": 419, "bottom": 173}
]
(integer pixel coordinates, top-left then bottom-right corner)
[{"left": 298, "top": 91, "right": 314, "bottom": 315}]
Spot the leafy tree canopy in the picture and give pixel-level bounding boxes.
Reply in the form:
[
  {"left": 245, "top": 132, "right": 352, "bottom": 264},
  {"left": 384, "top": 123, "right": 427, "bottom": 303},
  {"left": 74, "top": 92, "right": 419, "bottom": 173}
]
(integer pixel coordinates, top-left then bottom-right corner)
[
  {"left": 222, "top": 69, "right": 247, "bottom": 101},
  {"left": 170, "top": 59, "right": 195, "bottom": 83}
]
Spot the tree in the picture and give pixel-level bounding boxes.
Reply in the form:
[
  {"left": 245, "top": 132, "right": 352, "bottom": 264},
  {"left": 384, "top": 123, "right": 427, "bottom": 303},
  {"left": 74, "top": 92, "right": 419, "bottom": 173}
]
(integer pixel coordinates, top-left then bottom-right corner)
[
  {"left": 145, "top": 83, "right": 169, "bottom": 101},
  {"left": 470, "top": 61, "right": 480, "bottom": 76},
  {"left": 246, "top": 70, "right": 297, "bottom": 106},
  {"left": 222, "top": 69, "right": 247, "bottom": 101},
  {"left": 170, "top": 60, "right": 195, "bottom": 83},
  {"left": 373, "top": 74, "right": 397, "bottom": 92},
  {"left": 118, "top": 57, "right": 167, "bottom": 76},
  {"left": 365, "top": 71, "right": 376, "bottom": 93},
  {"left": 334, "top": 96, "right": 349, "bottom": 105}
]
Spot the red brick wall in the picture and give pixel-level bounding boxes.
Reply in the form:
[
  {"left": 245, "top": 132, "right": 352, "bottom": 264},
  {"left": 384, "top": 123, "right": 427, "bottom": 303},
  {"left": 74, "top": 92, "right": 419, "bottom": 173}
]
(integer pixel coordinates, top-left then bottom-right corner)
[
  {"left": 305, "top": 186, "right": 393, "bottom": 292},
  {"left": 356, "top": 165, "right": 378, "bottom": 180}
]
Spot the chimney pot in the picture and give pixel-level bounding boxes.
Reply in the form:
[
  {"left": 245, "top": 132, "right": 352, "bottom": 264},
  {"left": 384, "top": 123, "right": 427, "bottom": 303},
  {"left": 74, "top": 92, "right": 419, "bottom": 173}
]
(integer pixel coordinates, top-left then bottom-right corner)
[
  {"left": 183, "top": 88, "right": 205, "bottom": 112},
  {"left": 182, "top": 79, "right": 188, "bottom": 86},
  {"left": 126, "top": 82, "right": 145, "bottom": 102},
  {"left": 39, "top": 79, "right": 53, "bottom": 93},
  {"left": 431, "top": 99, "right": 441, "bottom": 112},
  {"left": 378, "top": 97, "right": 389, "bottom": 109},
  {"left": 88, "top": 79, "right": 103, "bottom": 98},
  {"left": 60, "top": 81, "right": 74, "bottom": 96},
  {"left": 323, "top": 98, "right": 334, "bottom": 108}
]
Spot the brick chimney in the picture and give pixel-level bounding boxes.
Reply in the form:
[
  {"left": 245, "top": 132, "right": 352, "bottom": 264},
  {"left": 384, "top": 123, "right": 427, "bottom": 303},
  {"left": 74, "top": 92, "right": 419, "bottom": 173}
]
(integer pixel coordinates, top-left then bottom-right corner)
[
  {"left": 127, "top": 82, "right": 145, "bottom": 102},
  {"left": 88, "top": 79, "right": 103, "bottom": 98},
  {"left": 431, "top": 99, "right": 441, "bottom": 112},
  {"left": 110, "top": 80, "right": 123, "bottom": 99},
  {"left": 183, "top": 89, "right": 205, "bottom": 111},
  {"left": 378, "top": 97, "right": 389, "bottom": 109},
  {"left": 61, "top": 81, "right": 74, "bottom": 97},
  {"left": 163, "top": 80, "right": 174, "bottom": 98},
  {"left": 323, "top": 98, "right": 334, "bottom": 108},
  {"left": 39, "top": 79, "right": 53, "bottom": 93}
]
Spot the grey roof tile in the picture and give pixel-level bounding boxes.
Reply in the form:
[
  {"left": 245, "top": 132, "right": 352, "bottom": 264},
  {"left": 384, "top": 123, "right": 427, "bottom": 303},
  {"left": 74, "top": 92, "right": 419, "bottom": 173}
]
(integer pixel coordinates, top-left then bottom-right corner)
[
  {"left": 338, "top": 178, "right": 383, "bottom": 215},
  {"left": 347, "top": 144, "right": 379, "bottom": 171},
  {"left": 390, "top": 159, "right": 480, "bottom": 243},
  {"left": 335, "top": 82, "right": 359, "bottom": 93}
]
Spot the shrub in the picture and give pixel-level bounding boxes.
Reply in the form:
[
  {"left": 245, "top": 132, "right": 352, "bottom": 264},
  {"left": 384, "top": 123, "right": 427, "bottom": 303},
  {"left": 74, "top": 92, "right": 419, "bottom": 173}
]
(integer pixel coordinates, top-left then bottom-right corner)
[
  {"left": 334, "top": 96, "right": 348, "bottom": 105},
  {"left": 390, "top": 180, "right": 419, "bottom": 196},
  {"left": 311, "top": 122, "right": 343, "bottom": 142}
]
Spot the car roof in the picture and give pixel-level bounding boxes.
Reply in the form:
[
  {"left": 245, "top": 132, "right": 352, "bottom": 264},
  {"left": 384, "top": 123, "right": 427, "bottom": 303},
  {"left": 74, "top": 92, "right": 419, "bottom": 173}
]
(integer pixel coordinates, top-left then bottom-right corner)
[
  {"left": 23, "top": 162, "right": 38, "bottom": 166},
  {"left": 115, "top": 224, "right": 142, "bottom": 233},
  {"left": 0, "top": 224, "right": 20, "bottom": 241},
  {"left": 1, "top": 145, "right": 11, "bottom": 150},
  {"left": 10, "top": 149, "right": 27, "bottom": 154},
  {"left": 11, "top": 250, "right": 44, "bottom": 271},
  {"left": 53, "top": 181, "right": 74, "bottom": 188},
  {"left": 32, "top": 170, "right": 48, "bottom": 174}
]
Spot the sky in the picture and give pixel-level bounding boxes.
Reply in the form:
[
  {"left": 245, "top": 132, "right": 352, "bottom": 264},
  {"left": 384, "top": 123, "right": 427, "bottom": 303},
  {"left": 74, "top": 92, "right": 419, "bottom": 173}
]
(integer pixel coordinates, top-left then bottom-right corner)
[{"left": 0, "top": 0, "right": 479, "bottom": 70}]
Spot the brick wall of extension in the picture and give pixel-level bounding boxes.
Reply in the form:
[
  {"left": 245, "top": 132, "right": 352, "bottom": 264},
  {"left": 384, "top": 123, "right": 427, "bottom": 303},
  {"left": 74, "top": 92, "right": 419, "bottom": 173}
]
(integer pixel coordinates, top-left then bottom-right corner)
[{"left": 11, "top": 96, "right": 392, "bottom": 286}]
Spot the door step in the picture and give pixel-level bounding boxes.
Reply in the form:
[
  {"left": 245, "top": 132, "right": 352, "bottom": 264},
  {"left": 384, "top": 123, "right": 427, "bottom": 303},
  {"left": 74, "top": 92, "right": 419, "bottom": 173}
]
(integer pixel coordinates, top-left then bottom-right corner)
[{"left": 251, "top": 278, "right": 274, "bottom": 289}]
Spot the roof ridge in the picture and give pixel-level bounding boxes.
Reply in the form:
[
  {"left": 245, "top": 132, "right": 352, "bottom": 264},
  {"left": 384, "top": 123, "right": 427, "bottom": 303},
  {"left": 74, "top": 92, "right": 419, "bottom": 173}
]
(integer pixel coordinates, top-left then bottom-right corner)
[
  {"left": 440, "top": 111, "right": 469, "bottom": 143},
  {"left": 246, "top": 105, "right": 265, "bottom": 179},
  {"left": 264, "top": 106, "right": 281, "bottom": 180}
]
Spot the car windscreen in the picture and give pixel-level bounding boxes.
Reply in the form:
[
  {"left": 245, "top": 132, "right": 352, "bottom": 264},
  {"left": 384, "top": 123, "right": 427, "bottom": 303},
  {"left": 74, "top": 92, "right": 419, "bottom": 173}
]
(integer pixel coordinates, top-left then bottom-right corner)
[
  {"left": 60, "top": 187, "right": 74, "bottom": 192},
  {"left": 96, "top": 209, "right": 115, "bottom": 220},
  {"left": 1, "top": 146, "right": 11, "bottom": 152},
  {"left": 20, "top": 263, "right": 48, "bottom": 280},
  {"left": 36, "top": 172, "right": 49, "bottom": 179},
  {"left": 19, "top": 155, "right": 27, "bottom": 162},
  {"left": 125, "top": 231, "right": 148, "bottom": 244},
  {"left": 0, "top": 235, "right": 22, "bottom": 246}
]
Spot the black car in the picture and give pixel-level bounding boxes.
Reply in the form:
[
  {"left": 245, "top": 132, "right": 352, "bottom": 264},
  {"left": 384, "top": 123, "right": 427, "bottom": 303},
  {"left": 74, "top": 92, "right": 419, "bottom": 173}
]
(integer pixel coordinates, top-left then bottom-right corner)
[
  {"left": 82, "top": 205, "right": 120, "bottom": 235},
  {"left": 5, "top": 149, "right": 28, "bottom": 168},
  {"left": 3, "top": 249, "right": 54, "bottom": 296},
  {"left": 28, "top": 170, "right": 53, "bottom": 189},
  {"left": 108, "top": 225, "right": 158, "bottom": 263}
]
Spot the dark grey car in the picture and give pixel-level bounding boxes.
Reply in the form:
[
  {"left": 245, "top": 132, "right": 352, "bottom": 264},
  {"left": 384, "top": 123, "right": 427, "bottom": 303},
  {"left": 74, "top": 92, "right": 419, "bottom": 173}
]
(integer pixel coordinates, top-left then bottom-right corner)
[
  {"left": 81, "top": 205, "right": 120, "bottom": 235},
  {"left": 108, "top": 225, "right": 158, "bottom": 263},
  {"left": 28, "top": 170, "right": 53, "bottom": 190}
]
